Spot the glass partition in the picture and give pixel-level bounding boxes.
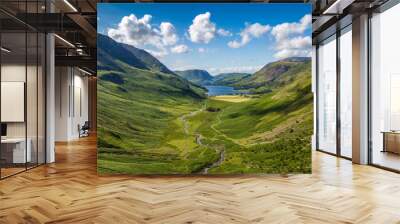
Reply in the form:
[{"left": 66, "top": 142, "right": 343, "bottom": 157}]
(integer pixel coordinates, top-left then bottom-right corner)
[
  {"left": 339, "top": 26, "right": 352, "bottom": 158},
  {"left": 0, "top": 31, "right": 28, "bottom": 177},
  {"left": 0, "top": 1, "right": 46, "bottom": 179},
  {"left": 370, "top": 3, "right": 400, "bottom": 171},
  {"left": 317, "top": 35, "right": 337, "bottom": 154}
]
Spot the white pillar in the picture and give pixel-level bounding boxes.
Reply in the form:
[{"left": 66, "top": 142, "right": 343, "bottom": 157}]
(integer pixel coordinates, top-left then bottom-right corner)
[
  {"left": 46, "top": 32, "right": 55, "bottom": 163},
  {"left": 352, "top": 14, "right": 369, "bottom": 164}
]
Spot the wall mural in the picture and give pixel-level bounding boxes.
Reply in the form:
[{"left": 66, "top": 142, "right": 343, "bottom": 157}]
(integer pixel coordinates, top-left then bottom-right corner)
[{"left": 97, "top": 3, "right": 313, "bottom": 175}]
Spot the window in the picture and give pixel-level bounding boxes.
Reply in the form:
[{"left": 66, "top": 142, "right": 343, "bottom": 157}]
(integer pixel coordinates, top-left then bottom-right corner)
[
  {"left": 370, "top": 2, "right": 400, "bottom": 171},
  {"left": 317, "top": 35, "right": 337, "bottom": 154},
  {"left": 339, "top": 26, "right": 352, "bottom": 158}
]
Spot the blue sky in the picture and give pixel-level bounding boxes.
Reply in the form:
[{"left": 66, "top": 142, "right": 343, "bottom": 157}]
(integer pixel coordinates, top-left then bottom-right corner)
[{"left": 98, "top": 4, "right": 311, "bottom": 75}]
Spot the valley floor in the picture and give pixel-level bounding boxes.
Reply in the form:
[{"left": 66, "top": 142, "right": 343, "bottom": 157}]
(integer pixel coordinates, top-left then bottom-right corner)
[{"left": 99, "top": 92, "right": 312, "bottom": 174}]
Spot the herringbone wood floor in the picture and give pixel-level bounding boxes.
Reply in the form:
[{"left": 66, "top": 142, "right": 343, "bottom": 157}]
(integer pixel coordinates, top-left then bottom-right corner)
[{"left": 1, "top": 136, "right": 400, "bottom": 224}]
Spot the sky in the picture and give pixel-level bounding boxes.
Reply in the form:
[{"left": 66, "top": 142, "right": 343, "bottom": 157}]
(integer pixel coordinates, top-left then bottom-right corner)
[{"left": 98, "top": 3, "right": 311, "bottom": 75}]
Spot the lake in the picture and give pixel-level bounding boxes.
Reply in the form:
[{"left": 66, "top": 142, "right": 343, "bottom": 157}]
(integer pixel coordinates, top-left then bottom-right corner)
[{"left": 204, "top": 85, "right": 237, "bottom": 96}]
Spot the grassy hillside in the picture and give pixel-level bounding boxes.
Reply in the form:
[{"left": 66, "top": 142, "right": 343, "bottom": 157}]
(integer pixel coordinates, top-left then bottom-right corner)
[
  {"left": 185, "top": 61, "right": 312, "bottom": 173},
  {"left": 97, "top": 62, "right": 211, "bottom": 174},
  {"left": 212, "top": 73, "right": 250, "bottom": 86},
  {"left": 97, "top": 34, "right": 175, "bottom": 75},
  {"left": 232, "top": 57, "right": 311, "bottom": 94},
  {"left": 175, "top": 69, "right": 214, "bottom": 86},
  {"left": 97, "top": 36, "right": 312, "bottom": 174}
]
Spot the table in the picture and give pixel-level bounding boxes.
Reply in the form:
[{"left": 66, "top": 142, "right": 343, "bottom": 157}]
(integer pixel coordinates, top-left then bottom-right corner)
[
  {"left": 1, "top": 138, "right": 32, "bottom": 164},
  {"left": 381, "top": 131, "right": 400, "bottom": 154}
]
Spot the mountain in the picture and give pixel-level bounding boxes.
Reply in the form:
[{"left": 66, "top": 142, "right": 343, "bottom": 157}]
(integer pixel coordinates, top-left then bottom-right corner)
[
  {"left": 119, "top": 42, "right": 175, "bottom": 75},
  {"left": 212, "top": 73, "right": 251, "bottom": 86},
  {"left": 278, "top": 57, "right": 310, "bottom": 63},
  {"left": 98, "top": 43, "right": 313, "bottom": 174},
  {"left": 97, "top": 33, "right": 207, "bottom": 151},
  {"left": 97, "top": 34, "right": 147, "bottom": 71},
  {"left": 175, "top": 69, "right": 214, "bottom": 86},
  {"left": 232, "top": 57, "right": 311, "bottom": 93},
  {"left": 97, "top": 34, "right": 175, "bottom": 75}
]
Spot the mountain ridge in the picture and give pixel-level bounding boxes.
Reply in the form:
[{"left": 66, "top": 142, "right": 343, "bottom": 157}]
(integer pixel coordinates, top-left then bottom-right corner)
[
  {"left": 97, "top": 33, "right": 176, "bottom": 75},
  {"left": 175, "top": 69, "right": 214, "bottom": 86}
]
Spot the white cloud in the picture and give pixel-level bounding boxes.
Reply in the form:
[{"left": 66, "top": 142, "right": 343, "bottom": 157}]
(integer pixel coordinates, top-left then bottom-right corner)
[
  {"left": 271, "top": 14, "right": 312, "bottom": 59},
  {"left": 276, "top": 36, "right": 311, "bottom": 51},
  {"left": 188, "top": 12, "right": 216, "bottom": 44},
  {"left": 147, "top": 49, "right": 168, "bottom": 58},
  {"left": 271, "top": 14, "right": 311, "bottom": 42},
  {"left": 228, "top": 23, "right": 271, "bottom": 48},
  {"left": 107, "top": 14, "right": 179, "bottom": 58},
  {"left": 217, "top": 28, "right": 232, "bottom": 37},
  {"left": 274, "top": 49, "right": 311, "bottom": 59},
  {"left": 198, "top": 47, "right": 206, "bottom": 53},
  {"left": 208, "top": 65, "right": 262, "bottom": 75},
  {"left": 171, "top": 44, "right": 189, "bottom": 54},
  {"left": 159, "top": 22, "right": 179, "bottom": 46}
]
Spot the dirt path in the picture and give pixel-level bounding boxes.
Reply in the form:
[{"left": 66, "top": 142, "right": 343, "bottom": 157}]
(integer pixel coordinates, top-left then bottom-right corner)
[
  {"left": 210, "top": 109, "right": 243, "bottom": 146},
  {"left": 180, "top": 108, "right": 203, "bottom": 135}
]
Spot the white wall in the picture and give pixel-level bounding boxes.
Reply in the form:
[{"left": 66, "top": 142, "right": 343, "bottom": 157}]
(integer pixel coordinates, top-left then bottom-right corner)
[{"left": 55, "top": 67, "right": 89, "bottom": 141}]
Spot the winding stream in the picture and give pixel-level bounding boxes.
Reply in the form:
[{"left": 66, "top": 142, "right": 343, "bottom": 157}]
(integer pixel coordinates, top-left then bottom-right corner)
[{"left": 179, "top": 105, "right": 225, "bottom": 174}]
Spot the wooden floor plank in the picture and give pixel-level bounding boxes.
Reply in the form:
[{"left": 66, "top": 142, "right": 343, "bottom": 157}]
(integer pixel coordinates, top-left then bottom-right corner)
[{"left": 0, "top": 135, "right": 400, "bottom": 223}]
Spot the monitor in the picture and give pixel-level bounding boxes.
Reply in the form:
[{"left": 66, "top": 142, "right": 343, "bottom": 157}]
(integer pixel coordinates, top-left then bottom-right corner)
[{"left": 1, "top": 123, "right": 7, "bottom": 137}]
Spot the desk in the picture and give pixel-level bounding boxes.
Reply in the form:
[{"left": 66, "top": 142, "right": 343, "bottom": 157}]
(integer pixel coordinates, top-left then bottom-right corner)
[
  {"left": 382, "top": 131, "right": 400, "bottom": 154},
  {"left": 1, "top": 138, "right": 31, "bottom": 163}
]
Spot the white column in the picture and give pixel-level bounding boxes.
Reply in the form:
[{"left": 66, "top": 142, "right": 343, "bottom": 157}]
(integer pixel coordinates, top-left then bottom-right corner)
[
  {"left": 352, "top": 14, "right": 369, "bottom": 164},
  {"left": 46, "top": 32, "right": 55, "bottom": 163}
]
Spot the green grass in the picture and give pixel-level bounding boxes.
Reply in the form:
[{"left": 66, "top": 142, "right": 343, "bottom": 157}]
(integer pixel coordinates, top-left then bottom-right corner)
[{"left": 97, "top": 58, "right": 313, "bottom": 175}]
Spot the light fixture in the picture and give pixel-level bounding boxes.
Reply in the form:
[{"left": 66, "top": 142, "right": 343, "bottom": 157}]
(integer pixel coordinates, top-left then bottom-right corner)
[
  {"left": 1, "top": 47, "right": 11, "bottom": 53},
  {"left": 54, "top": 34, "right": 75, "bottom": 48},
  {"left": 322, "top": 0, "right": 355, "bottom": 15},
  {"left": 78, "top": 67, "right": 93, "bottom": 76},
  {"left": 63, "top": 0, "right": 78, "bottom": 12}
]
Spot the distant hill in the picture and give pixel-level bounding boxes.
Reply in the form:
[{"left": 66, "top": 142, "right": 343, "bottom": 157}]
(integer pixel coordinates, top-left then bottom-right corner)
[
  {"left": 278, "top": 57, "right": 311, "bottom": 63},
  {"left": 173, "top": 57, "right": 311, "bottom": 95},
  {"left": 175, "top": 69, "right": 214, "bottom": 86},
  {"left": 97, "top": 34, "right": 175, "bottom": 75},
  {"left": 231, "top": 57, "right": 311, "bottom": 93},
  {"left": 212, "top": 73, "right": 251, "bottom": 86}
]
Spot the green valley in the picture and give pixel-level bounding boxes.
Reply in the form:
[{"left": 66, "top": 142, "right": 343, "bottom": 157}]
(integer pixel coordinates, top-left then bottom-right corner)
[{"left": 97, "top": 33, "right": 312, "bottom": 175}]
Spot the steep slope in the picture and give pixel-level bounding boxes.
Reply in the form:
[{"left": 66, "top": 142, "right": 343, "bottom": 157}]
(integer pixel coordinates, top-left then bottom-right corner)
[
  {"left": 97, "top": 33, "right": 175, "bottom": 75},
  {"left": 232, "top": 57, "right": 311, "bottom": 93},
  {"left": 185, "top": 58, "right": 313, "bottom": 173},
  {"left": 175, "top": 69, "right": 214, "bottom": 86},
  {"left": 120, "top": 42, "right": 175, "bottom": 75},
  {"left": 212, "top": 73, "right": 250, "bottom": 86},
  {"left": 97, "top": 33, "right": 207, "bottom": 153},
  {"left": 97, "top": 34, "right": 147, "bottom": 71}
]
